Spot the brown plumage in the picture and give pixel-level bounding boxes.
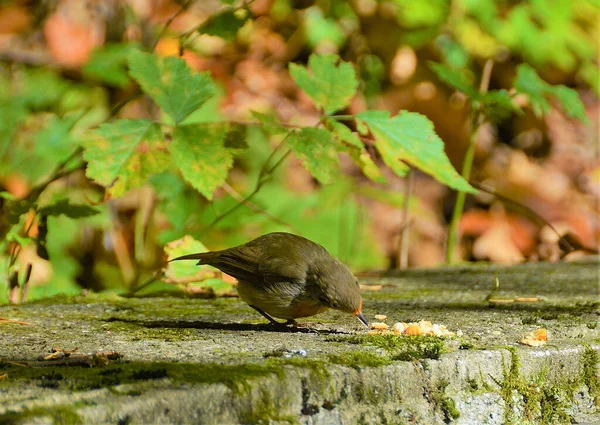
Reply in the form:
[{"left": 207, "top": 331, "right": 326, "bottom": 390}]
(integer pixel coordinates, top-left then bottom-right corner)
[{"left": 170, "top": 232, "right": 368, "bottom": 327}]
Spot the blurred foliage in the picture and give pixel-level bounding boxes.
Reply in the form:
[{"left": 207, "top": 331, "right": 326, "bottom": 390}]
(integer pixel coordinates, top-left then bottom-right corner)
[{"left": 0, "top": 0, "right": 595, "bottom": 303}]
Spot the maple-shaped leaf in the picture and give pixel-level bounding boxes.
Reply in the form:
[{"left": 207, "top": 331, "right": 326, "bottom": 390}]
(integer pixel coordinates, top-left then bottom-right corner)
[
  {"left": 169, "top": 123, "right": 240, "bottom": 200},
  {"left": 356, "top": 110, "right": 476, "bottom": 193},
  {"left": 289, "top": 54, "right": 358, "bottom": 114},
  {"left": 83, "top": 119, "right": 170, "bottom": 197},
  {"left": 514, "top": 64, "right": 588, "bottom": 123},
  {"left": 287, "top": 127, "right": 340, "bottom": 184},
  {"left": 128, "top": 50, "right": 216, "bottom": 124}
]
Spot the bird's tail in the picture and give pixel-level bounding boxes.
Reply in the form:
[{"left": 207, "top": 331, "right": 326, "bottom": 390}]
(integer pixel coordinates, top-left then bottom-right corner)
[{"left": 169, "top": 251, "right": 221, "bottom": 265}]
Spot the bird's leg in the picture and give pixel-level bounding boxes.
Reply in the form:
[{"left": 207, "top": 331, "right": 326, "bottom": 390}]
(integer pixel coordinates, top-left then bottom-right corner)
[{"left": 249, "top": 305, "right": 293, "bottom": 329}]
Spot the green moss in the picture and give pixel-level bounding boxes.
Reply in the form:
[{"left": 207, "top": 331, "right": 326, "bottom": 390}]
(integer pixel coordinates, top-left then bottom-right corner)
[
  {"left": 328, "top": 351, "right": 391, "bottom": 369},
  {"left": 238, "top": 387, "right": 297, "bottom": 424},
  {"left": 430, "top": 379, "right": 460, "bottom": 421},
  {"left": 0, "top": 360, "right": 283, "bottom": 394},
  {"left": 329, "top": 334, "right": 448, "bottom": 361},
  {"left": 581, "top": 346, "right": 600, "bottom": 404},
  {"left": 0, "top": 405, "right": 83, "bottom": 425},
  {"left": 498, "top": 348, "right": 573, "bottom": 425}
]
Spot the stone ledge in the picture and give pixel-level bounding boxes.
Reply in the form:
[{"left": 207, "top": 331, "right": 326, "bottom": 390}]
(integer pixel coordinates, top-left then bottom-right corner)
[{"left": 1, "top": 259, "right": 599, "bottom": 424}]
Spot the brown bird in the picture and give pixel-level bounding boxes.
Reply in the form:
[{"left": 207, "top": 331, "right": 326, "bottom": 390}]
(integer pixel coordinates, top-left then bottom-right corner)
[{"left": 170, "top": 232, "right": 368, "bottom": 328}]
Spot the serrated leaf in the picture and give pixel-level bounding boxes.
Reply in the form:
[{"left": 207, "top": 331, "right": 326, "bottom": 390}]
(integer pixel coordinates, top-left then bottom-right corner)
[
  {"left": 198, "top": 9, "right": 250, "bottom": 42},
  {"left": 514, "top": 64, "right": 588, "bottom": 122},
  {"left": 39, "top": 199, "right": 99, "bottom": 218},
  {"left": 289, "top": 54, "right": 358, "bottom": 114},
  {"left": 84, "top": 119, "right": 170, "bottom": 197},
  {"left": 429, "top": 62, "right": 478, "bottom": 97},
  {"left": 169, "top": 123, "right": 237, "bottom": 200},
  {"left": 251, "top": 110, "right": 288, "bottom": 135},
  {"left": 128, "top": 50, "right": 216, "bottom": 124},
  {"left": 356, "top": 110, "right": 477, "bottom": 193},
  {"left": 83, "top": 43, "right": 138, "bottom": 88},
  {"left": 325, "top": 119, "right": 386, "bottom": 183},
  {"left": 287, "top": 127, "right": 339, "bottom": 184}
]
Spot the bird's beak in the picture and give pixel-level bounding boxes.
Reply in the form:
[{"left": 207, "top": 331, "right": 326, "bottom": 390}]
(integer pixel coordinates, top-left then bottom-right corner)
[{"left": 355, "top": 311, "right": 368, "bottom": 327}]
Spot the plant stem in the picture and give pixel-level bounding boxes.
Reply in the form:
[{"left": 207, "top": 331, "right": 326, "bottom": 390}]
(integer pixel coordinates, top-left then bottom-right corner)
[
  {"left": 446, "top": 59, "right": 494, "bottom": 264},
  {"left": 398, "top": 167, "right": 414, "bottom": 269}
]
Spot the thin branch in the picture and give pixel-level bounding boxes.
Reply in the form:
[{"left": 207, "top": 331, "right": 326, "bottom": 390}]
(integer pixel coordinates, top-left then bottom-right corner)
[
  {"left": 398, "top": 167, "right": 414, "bottom": 269},
  {"left": 199, "top": 133, "right": 292, "bottom": 236},
  {"left": 446, "top": 59, "right": 494, "bottom": 264},
  {"left": 221, "top": 183, "right": 296, "bottom": 230},
  {"left": 152, "top": 0, "right": 196, "bottom": 51}
]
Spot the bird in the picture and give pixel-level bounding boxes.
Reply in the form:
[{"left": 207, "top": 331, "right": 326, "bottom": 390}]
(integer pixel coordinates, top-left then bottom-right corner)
[{"left": 170, "top": 232, "right": 368, "bottom": 328}]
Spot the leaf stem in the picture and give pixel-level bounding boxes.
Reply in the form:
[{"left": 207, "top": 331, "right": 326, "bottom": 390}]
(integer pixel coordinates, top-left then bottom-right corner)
[
  {"left": 198, "top": 133, "right": 292, "bottom": 236},
  {"left": 446, "top": 59, "right": 494, "bottom": 264}
]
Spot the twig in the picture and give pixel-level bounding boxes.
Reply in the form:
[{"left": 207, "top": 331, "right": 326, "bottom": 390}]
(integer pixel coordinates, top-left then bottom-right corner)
[
  {"left": 446, "top": 59, "right": 494, "bottom": 264},
  {"left": 221, "top": 182, "right": 296, "bottom": 230},
  {"left": 398, "top": 167, "right": 414, "bottom": 269},
  {"left": 180, "top": 0, "right": 256, "bottom": 38},
  {"left": 152, "top": 0, "right": 196, "bottom": 51},
  {"left": 199, "top": 133, "right": 292, "bottom": 236}
]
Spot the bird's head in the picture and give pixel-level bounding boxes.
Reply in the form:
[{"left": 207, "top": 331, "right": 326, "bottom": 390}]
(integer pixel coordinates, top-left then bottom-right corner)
[{"left": 314, "top": 258, "right": 368, "bottom": 327}]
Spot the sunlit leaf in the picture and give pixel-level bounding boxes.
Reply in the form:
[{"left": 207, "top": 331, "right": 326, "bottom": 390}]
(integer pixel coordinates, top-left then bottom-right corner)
[
  {"left": 84, "top": 119, "right": 170, "bottom": 197},
  {"left": 251, "top": 110, "right": 288, "bottom": 135},
  {"left": 514, "top": 64, "right": 588, "bottom": 122},
  {"left": 289, "top": 54, "right": 358, "bottom": 114},
  {"left": 170, "top": 123, "right": 239, "bottom": 200},
  {"left": 39, "top": 199, "right": 99, "bottom": 218},
  {"left": 287, "top": 127, "right": 339, "bottom": 184},
  {"left": 128, "top": 50, "right": 216, "bottom": 124},
  {"left": 356, "top": 110, "right": 476, "bottom": 193},
  {"left": 163, "top": 235, "right": 233, "bottom": 294}
]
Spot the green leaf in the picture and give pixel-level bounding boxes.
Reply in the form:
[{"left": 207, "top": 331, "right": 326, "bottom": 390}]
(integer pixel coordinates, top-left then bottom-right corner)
[
  {"left": 83, "top": 119, "right": 170, "bottom": 197},
  {"left": 287, "top": 127, "right": 339, "bottom": 184},
  {"left": 169, "top": 123, "right": 237, "bottom": 200},
  {"left": 19, "top": 69, "right": 69, "bottom": 110},
  {"left": 251, "top": 110, "right": 288, "bottom": 135},
  {"left": 356, "top": 110, "right": 476, "bottom": 193},
  {"left": 0, "top": 98, "right": 26, "bottom": 171},
  {"left": 198, "top": 9, "right": 250, "bottom": 42},
  {"left": 325, "top": 119, "right": 386, "bottom": 183},
  {"left": 128, "top": 50, "right": 216, "bottom": 124},
  {"left": 514, "top": 64, "right": 588, "bottom": 123},
  {"left": 34, "top": 114, "right": 80, "bottom": 163},
  {"left": 39, "top": 199, "right": 99, "bottom": 218},
  {"left": 83, "top": 43, "right": 138, "bottom": 88},
  {"left": 429, "top": 62, "right": 478, "bottom": 97},
  {"left": 163, "top": 235, "right": 233, "bottom": 294},
  {"left": 289, "top": 54, "right": 358, "bottom": 114},
  {"left": 550, "top": 86, "right": 588, "bottom": 123}
]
